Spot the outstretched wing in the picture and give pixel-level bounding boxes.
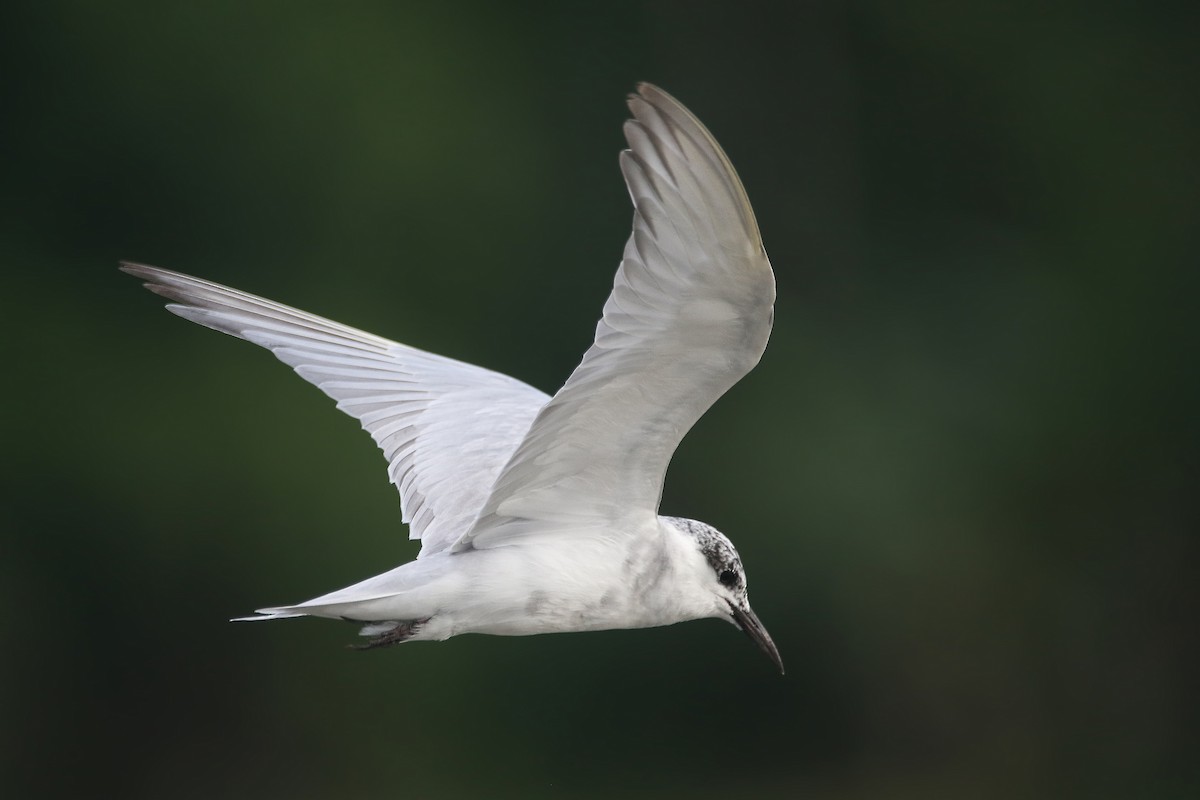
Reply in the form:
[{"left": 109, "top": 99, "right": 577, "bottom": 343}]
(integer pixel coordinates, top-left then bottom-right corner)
[
  {"left": 456, "top": 83, "right": 774, "bottom": 551},
  {"left": 122, "top": 263, "right": 548, "bottom": 557}
]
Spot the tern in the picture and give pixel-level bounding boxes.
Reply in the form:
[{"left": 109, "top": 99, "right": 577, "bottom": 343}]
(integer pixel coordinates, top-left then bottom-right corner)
[{"left": 124, "top": 83, "right": 782, "bottom": 673}]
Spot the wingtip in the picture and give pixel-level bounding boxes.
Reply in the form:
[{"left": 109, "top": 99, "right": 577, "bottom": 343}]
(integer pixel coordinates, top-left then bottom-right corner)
[
  {"left": 119, "top": 260, "right": 160, "bottom": 281},
  {"left": 623, "top": 80, "right": 765, "bottom": 249},
  {"left": 628, "top": 81, "right": 663, "bottom": 111},
  {"left": 630, "top": 82, "right": 679, "bottom": 110}
]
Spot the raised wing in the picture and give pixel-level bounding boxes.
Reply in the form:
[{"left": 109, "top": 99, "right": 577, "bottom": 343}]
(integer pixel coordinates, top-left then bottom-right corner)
[
  {"left": 122, "top": 263, "right": 548, "bottom": 557},
  {"left": 456, "top": 84, "right": 775, "bottom": 551}
]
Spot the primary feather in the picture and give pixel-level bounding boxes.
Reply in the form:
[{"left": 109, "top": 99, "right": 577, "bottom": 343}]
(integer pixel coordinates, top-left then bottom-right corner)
[
  {"left": 121, "top": 264, "right": 548, "bottom": 557},
  {"left": 459, "top": 84, "right": 774, "bottom": 550}
]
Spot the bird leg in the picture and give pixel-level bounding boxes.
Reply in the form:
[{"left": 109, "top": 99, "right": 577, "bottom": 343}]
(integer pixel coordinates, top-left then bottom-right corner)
[{"left": 346, "top": 618, "right": 431, "bottom": 650}]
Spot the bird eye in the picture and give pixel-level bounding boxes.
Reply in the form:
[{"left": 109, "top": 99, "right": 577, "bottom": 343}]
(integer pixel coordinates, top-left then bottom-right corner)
[{"left": 719, "top": 569, "right": 738, "bottom": 587}]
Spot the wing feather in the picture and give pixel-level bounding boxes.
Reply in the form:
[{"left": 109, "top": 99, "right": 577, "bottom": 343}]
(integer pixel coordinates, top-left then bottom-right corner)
[
  {"left": 456, "top": 84, "right": 774, "bottom": 551},
  {"left": 121, "top": 262, "right": 548, "bottom": 556}
]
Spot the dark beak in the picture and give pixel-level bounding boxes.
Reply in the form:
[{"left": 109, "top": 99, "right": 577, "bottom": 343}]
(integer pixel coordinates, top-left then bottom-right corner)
[{"left": 731, "top": 604, "right": 784, "bottom": 675}]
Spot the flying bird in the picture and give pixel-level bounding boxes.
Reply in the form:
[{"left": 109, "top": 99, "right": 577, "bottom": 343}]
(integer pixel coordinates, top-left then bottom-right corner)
[{"left": 123, "top": 83, "right": 782, "bottom": 672}]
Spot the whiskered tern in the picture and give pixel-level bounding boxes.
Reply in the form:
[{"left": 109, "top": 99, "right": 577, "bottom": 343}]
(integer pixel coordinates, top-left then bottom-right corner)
[{"left": 124, "top": 84, "right": 782, "bottom": 673}]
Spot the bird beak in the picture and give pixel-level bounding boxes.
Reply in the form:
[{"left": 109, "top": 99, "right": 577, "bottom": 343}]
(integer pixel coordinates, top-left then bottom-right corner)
[{"left": 731, "top": 604, "right": 784, "bottom": 674}]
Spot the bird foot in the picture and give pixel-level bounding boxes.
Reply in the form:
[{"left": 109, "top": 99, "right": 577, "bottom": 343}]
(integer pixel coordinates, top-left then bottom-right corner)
[{"left": 346, "top": 618, "right": 430, "bottom": 650}]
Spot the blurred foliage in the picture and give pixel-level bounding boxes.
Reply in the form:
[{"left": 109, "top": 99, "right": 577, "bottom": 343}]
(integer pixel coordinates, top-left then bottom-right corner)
[{"left": 2, "top": 1, "right": 1197, "bottom": 798}]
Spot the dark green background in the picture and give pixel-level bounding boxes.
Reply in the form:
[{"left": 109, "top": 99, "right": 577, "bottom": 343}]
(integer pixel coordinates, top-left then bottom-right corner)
[{"left": 3, "top": 2, "right": 1196, "bottom": 798}]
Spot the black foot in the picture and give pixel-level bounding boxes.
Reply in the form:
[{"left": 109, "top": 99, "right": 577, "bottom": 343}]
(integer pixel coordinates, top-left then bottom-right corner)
[{"left": 347, "top": 618, "right": 431, "bottom": 650}]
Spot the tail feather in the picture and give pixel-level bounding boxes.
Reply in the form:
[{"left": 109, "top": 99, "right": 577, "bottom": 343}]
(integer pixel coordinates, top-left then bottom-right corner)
[
  {"left": 230, "top": 608, "right": 307, "bottom": 622},
  {"left": 229, "top": 592, "right": 407, "bottom": 622},
  {"left": 230, "top": 608, "right": 411, "bottom": 645}
]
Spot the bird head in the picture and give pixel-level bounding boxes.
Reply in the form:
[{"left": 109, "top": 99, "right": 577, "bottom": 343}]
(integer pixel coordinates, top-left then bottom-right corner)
[{"left": 665, "top": 516, "right": 783, "bottom": 674}]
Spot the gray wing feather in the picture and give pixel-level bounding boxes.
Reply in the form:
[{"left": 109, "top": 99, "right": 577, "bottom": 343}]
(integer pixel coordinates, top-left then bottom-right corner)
[
  {"left": 122, "top": 263, "right": 548, "bottom": 557},
  {"left": 456, "top": 83, "right": 774, "bottom": 551}
]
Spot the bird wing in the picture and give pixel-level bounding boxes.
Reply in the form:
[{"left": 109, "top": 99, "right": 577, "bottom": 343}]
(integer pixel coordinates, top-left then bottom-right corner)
[
  {"left": 455, "top": 83, "right": 774, "bottom": 552},
  {"left": 122, "top": 263, "right": 549, "bottom": 557}
]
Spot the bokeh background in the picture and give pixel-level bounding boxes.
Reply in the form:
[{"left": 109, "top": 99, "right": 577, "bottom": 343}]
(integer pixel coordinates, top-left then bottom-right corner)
[{"left": 3, "top": 2, "right": 1196, "bottom": 798}]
